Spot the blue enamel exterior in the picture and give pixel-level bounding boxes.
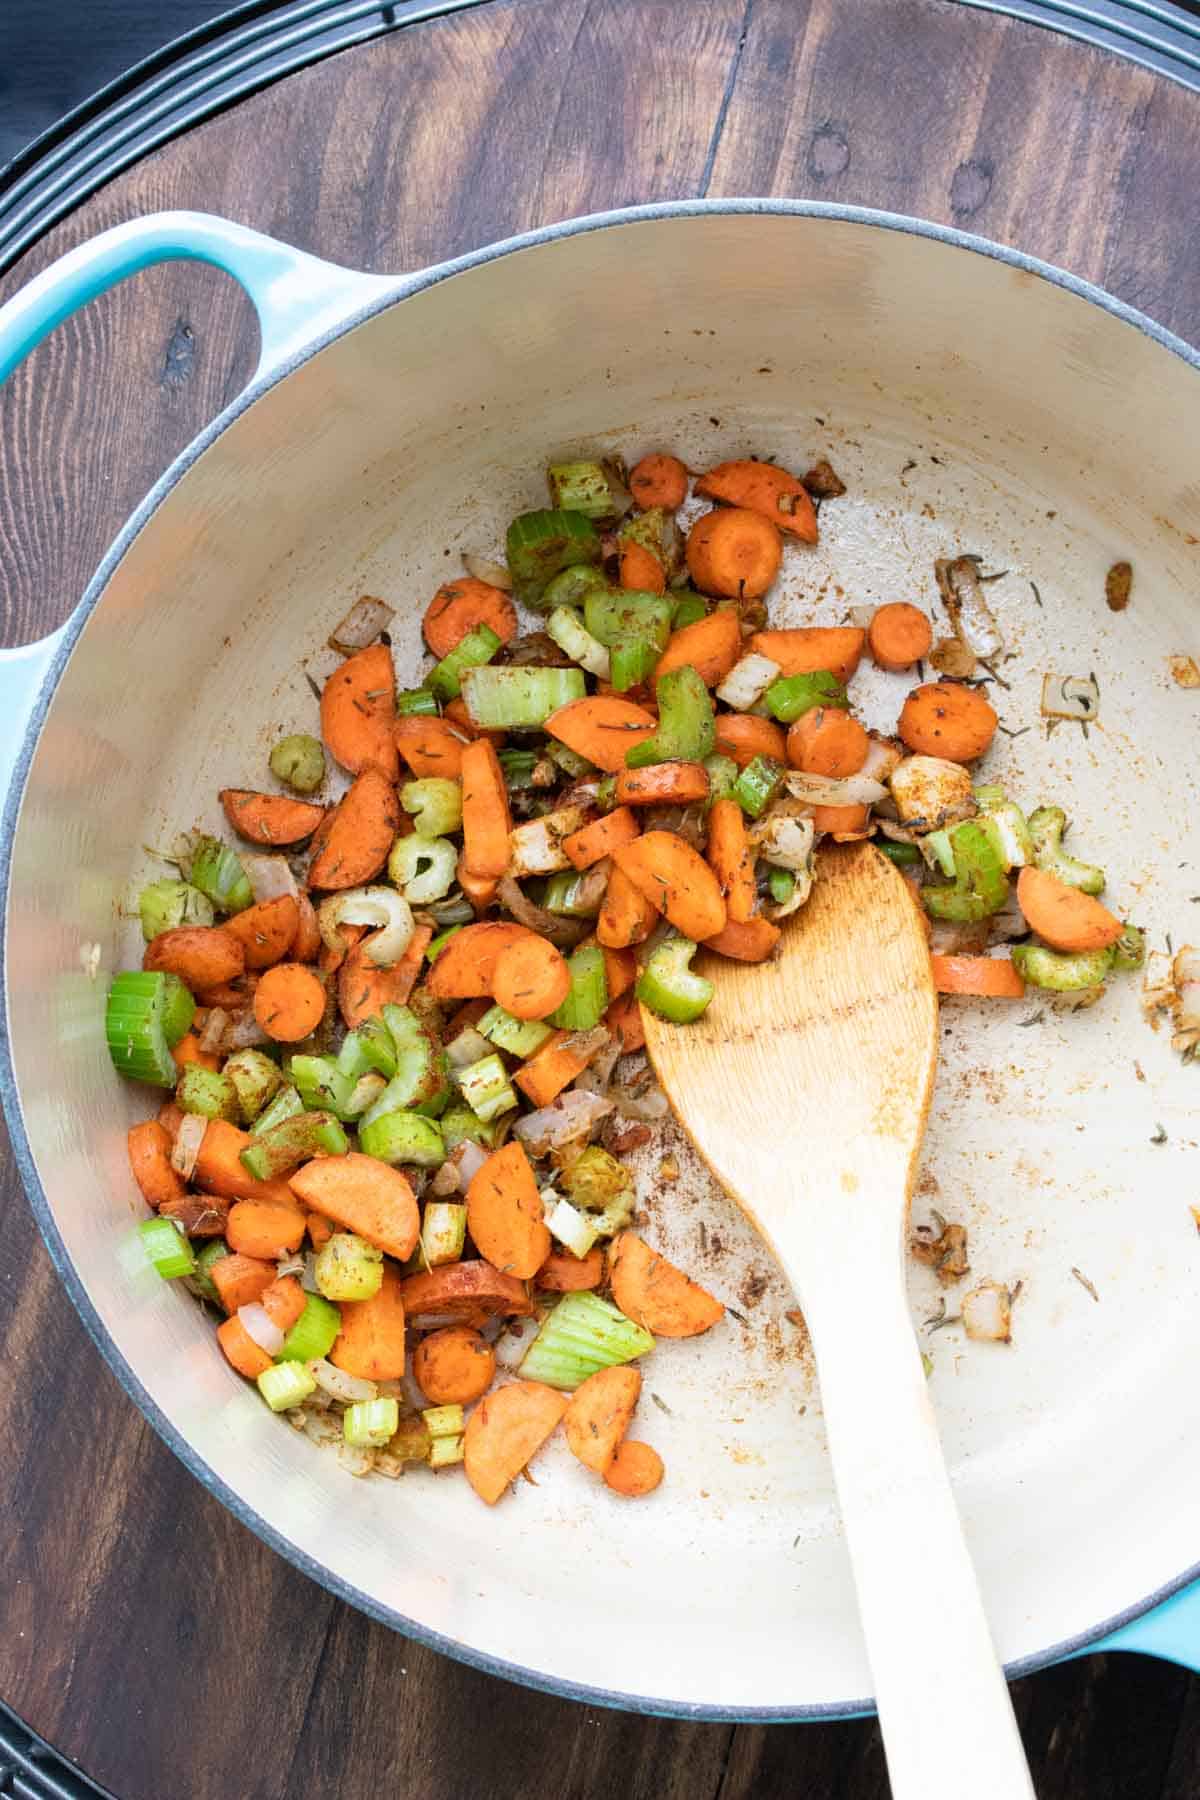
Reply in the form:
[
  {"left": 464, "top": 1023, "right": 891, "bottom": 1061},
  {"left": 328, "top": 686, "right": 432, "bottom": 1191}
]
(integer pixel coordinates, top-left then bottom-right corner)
[{"left": 1, "top": 199, "right": 1199, "bottom": 1718}]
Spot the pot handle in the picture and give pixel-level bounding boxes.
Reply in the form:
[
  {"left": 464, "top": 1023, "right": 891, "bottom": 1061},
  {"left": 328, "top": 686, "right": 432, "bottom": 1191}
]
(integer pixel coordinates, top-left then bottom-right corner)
[
  {"left": 1088, "top": 1580, "right": 1200, "bottom": 1672},
  {"left": 0, "top": 210, "right": 394, "bottom": 796}
]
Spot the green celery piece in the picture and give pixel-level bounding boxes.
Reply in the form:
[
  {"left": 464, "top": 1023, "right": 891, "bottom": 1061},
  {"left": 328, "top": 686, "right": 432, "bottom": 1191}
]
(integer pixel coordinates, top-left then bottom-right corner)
[
  {"left": 428, "top": 1434, "right": 466, "bottom": 1469},
  {"left": 703, "top": 754, "right": 739, "bottom": 805},
  {"left": 506, "top": 509, "right": 602, "bottom": 610},
  {"left": 973, "top": 789, "right": 1034, "bottom": 868},
  {"left": 427, "top": 623, "right": 502, "bottom": 702},
  {"left": 355, "top": 1014, "right": 399, "bottom": 1078},
  {"left": 257, "top": 1362, "right": 317, "bottom": 1412},
  {"left": 460, "top": 665, "right": 586, "bottom": 729},
  {"left": 388, "top": 834, "right": 457, "bottom": 905},
  {"left": 1111, "top": 923, "right": 1146, "bottom": 972},
  {"left": 250, "top": 1084, "right": 304, "bottom": 1135},
  {"left": 396, "top": 687, "right": 440, "bottom": 717},
  {"left": 732, "top": 754, "right": 785, "bottom": 820},
  {"left": 636, "top": 936, "right": 713, "bottom": 1024},
  {"left": 314, "top": 1232, "right": 384, "bottom": 1301},
  {"left": 518, "top": 1291, "right": 654, "bottom": 1390},
  {"left": 550, "top": 944, "right": 608, "bottom": 1030},
  {"left": 269, "top": 733, "right": 325, "bottom": 794},
  {"left": 478, "top": 1005, "right": 554, "bottom": 1059},
  {"left": 545, "top": 605, "right": 611, "bottom": 678},
  {"left": 542, "top": 565, "right": 610, "bottom": 610},
  {"left": 583, "top": 587, "right": 672, "bottom": 652},
  {"left": 1027, "top": 805, "right": 1106, "bottom": 895},
  {"left": 541, "top": 869, "right": 604, "bottom": 918},
  {"left": 138, "top": 879, "right": 214, "bottom": 940},
  {"left": 176, "top": 1063, "right": 239, "bottom": 1122},
  {"left": 625, "top": 666, "right": 715, "bottom": 768},
  {"left": 877, "top": 841, "right": 921, "bottom": 867},
  {"left": 138, "top": 1216, "right": 196, "bottom": 1280},
  {"left": 618, "top": 506, "right": 671, "bottom": 569},
  {"left": 594, "top": 776, "right": 617, "bottom": 811},
  {"left": 439, "top": 1105, "right": 495, "bottom": 1152},
  {"left": 422, "top": 1403, "right": 465, "bottom": 1439},
  {"left": 1011, "top": 943, "right": 1115, "bottom": 992},
  {"left": 457, "top": 1052, "right": 518, "bottom": 1122},
  {"left": 358, "top": 1111, "right": 445, "bottom": 1167},
  {"left": 498, "top": 749, "right": 542, "bottom": 790},
  {"left": 671, "top": 592, "right": 709, "bottom": 630},
  {"left": 546, "top": 741, "right": 595, "bottom": 780},
  {"left": 336, "top": 1030, "right": 374, "bottom": 1082},
  {"left": 192, "top": 1239, "right": 230, "bottom": 1302},
  {"left": 224, "top": 1048, "right": 282, "bottom": 1124},
  {"left": 278, "top": 1293, "right": 342, "bottom": 1362},
  {"left": 188, "top": 836, "right": 252, "bottom": 914},
  {"left": 922, "top": 820, "right": 1008, "bottom": 923},
  {"left": 924, "top": 828, "right": 956, "bottom": 878},
  {"left": 426, "top": 924, "right": 464, "bottom": 963},
  {"left": 358, "top": 1006, "right": 448, "bottom": 1120},
  {"left": 289, "top": 1054, "right": 355, "bottom": 1118},
  {"left": 239, "top": 1110, "right": 348, "bottom": 1180},
  {"left": 763, "top": 669, "right": 847, "bottom": 724},
  {"left": 105, "top": 971, "right": 194, "bottom": 1088},
  {"left": 344, "top": 1398, "right": 400, "bottom": 1448},
  {"left": 768, "top": 865, "right": 798, "bottom": 902},
  {"left": 547, "top": 460, "right": 615, "bottom": 520},
  {"left": 399, "top": 778, "right": 463, "bottom": 838},
  {"left": 609, "top": 639, "right": 659, "bottom": 693},
  {"left": 559, "top": 1145, "right": 631, "bottom": 1210}
]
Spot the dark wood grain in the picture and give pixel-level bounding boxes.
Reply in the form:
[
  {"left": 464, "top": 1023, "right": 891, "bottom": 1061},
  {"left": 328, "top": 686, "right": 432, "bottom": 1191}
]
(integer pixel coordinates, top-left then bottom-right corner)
[{"left": 3, "top": 2, "right": 1200, "bottom": 1794}]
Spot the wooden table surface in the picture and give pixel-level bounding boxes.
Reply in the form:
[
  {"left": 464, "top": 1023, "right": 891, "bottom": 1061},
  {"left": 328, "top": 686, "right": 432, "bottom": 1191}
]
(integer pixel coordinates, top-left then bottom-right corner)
[{"left": 3, "top": 2, "right": 1200, "bottom": 1794}]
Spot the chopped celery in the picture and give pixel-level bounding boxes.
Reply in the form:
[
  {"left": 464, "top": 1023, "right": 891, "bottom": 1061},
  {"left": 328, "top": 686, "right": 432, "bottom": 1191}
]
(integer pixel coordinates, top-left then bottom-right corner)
[
  {"left": 542, "top": 565, "right": 609, "bottom": 610},
  {"left": 315, "top": 1231, "right": 383, "bottom": 1301},
  {"left": 344, "top": 1397, "right": 400, "bottom": 1448},
  {"left": 590, "top": 1190, "right": 636, "bottom": 1240},
  {"left": 336, "top": 1030, "right": 374, "bottom": 1082},
  {"left": 250, "top": 1083, "right": 304, "bottom": 1135},
  {"left": 671, "top": 592, "right": 708, "bottom": 630},
  {"left": 478, "top": 1004, "right": 554, "bottom": 1059},
  {"left": 506, "top": 508, "right": 602, "bottom": 610},
  {"left": 460, "top": 665, "right": 586, "bottom": 729},
  {"left": 353, "top": 1014, "right": 398, "bottom": 1079},
  {"left": 445, "top": 1025, "right": 493, "bottom": 1070},
  {"left": 188, "top": 836, "right": 252, "bottom": 915},
  {"left": 388, "top": 1415, "right": 434, "bottom": 1464},
  {"left": 426, "top": 924, "right": 463, "bottom": 963},
  {"left": 764, "top": 669, "right": 847, "bottom": 724},
  {"left": 457, "top": 1052, "right": 518, "bottom": 1122},
  {"left": 1112, "top": 923, "right": 1146, "bottom": 971},
  {"left": 421, "top": 1201, "right": 467, "bottom": 1266},
  {"left": 703, "top": 754, "right": 739, "bottom": 805},
  {"left": 422, "top": 1403, "right": 466, "bottom": 1440},
  {"left": 877, "top": 841, "right": 921, "bottom": 867},
  {"left": 973, "top": 788, "right": 1033, "bottom": 868},
  {"left": 637, "top": 935, "right": 713, "bottom": 1023},
  {"left": 138, "top": 1216, "right": 196, "bottom": 1280},
  {"left": 542, "top": 869, "right": 605, "bottom": 918},
  {"left": 439, "top": 1106, "right": 495, "bottom": 1152},
  {"left": 924, "top": 828, "right": 956, "bottom": 878},
  {"left": 560, "top": 1145, "right": 632, "bottom": 1210},
  {"left": 1011, "top": 943, "right": 1115, "bottom": 992},
  {"left": 192, "top": 1238, "right": 230, "bottom": 1301},
  {"left": 550, "top": 944, "right": 608, "bottom": 1030},
  {"left": 388, "top": 833, "right": 457, "bottom": 904},
  {"left": 358, "top": 1111, "right": 445, "bottom": 1167},
  {"left": 609, "top": 639, "right": 659, "bottom": 692},
  {"left": 396, "top": 686, "right": 440, "bottom": 717},
  {"left": 545, "top": 1194, "right": 599, "bottom": 1258},
  {"left": 546, "top": 741, "right": 595, "bottom": 779},
  {"left": 106, "top": 970, "right": 195, "bottom": 1087},
  {"left": 922, "top": 820, "right": 1008, "bottom": 922},
  {"left": 518, "top": 1291, "right": 654, "bottom": 1390},
  {"left": 625, "top": 666, "right": 715, "bottom": 768},
  {"left": 618, "top": 506, "right": 674, "bottom": 573},
  {"left": 289, "top": 1054, "right": 355, "bottom": 1118},
  {"left": 428, "top": 623, "right": 502, "bottom": 702},
  {"left": 594, "top": 776, "right": 617, "bottom": 811},
  {"left": 1027, "top": 806, "right": 1106, "bottom": 895},
  {"left": 138, "top": 878, "right": 214, "bottom": 940},
  {"left": 732, "top": 754, "right": 786, "bottom": 819},
  {"left": 357, "top": 1005, "right": 450, "bottom": 1117},
  {"left": 277, "top": 1293, "right": 341, "bottom": 1362},
  {"left": 176, "top": 1063, "right": 239, "bottom": 1122},
  {"left": 240, "top": 1110, "right": 348, "bottom": 1180},
  {"left": 545, "top": 605, "right": 611, "bottom": 678},
  {"left": 399, "top": 778, "right": 463, "bottom": 839},
  {"left": 269, "top": 732, "right": 325, "bottom": 794},
  {"left": 257, "top": 1361, "right": 316, "bottom": 1412},
  {"left": 583, "top": 587, "right": 672, "bottom": 652},
  {"left": 498, "top": 749, "right": 542, "bottom": 790},
  {"left": 428, "top": 1434, "right": 466, "bottom": 1470},
  {"left": 768, "top": 865, "right": 798, "bottom": 902},
  {"left": 547, "top": 460, "right": 616, "bottom": 519},
  {"left": 223, "top": 1048, "right": 282, "bottom": 1124}
]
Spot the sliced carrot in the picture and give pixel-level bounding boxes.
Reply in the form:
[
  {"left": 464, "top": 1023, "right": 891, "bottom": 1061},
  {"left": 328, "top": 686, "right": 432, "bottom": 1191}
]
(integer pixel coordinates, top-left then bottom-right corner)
[
  {"left": 603, "top": 1438, "right": 664, "bottom": 1497},
  {"left": 127, "top": 1120, "right": 185, "bottom": 1209},
  {"left": 867, "top": 602, "right": 933, "bottom": 671},
  {"left": 171, "top": 1033, "right": 219, "bottom": 1074},
  {"left": 466, "top": 1141, "right": 550, "bottom": 1281},
  {"left": 686, "top": 506, "right": 782, "bottom": 599},
  {"left": 457, "top": 859, "right": 501, "bottom": 913},
  {"left": 319, "top": 920, "right": 364, "bottom": 978},
  {"left": 536, "top": 1246, "right": 605, "bottom": 1292},
  {"left": 655, "top": 608, "right": 741, "bottom": 687},
  {"left": 443, "top": 696, "right": 506, "bottom": 747},
  {"left": 706, "top": 797, "right": 756, "bottom": 924},
  {"left": 460, "top": 738, "right": 512, "bottom": 880},
  {"left": 427, "top": 921, "right": 533, "bottom": 1000},
  {"left": 619, "top": 539, "right": 666, "bottom": 594},
  {"left": 601, "top": 946, "right": 637, "bottom": 1001},
  {"left": 609, "top": 1231, "right": 724, "bottom": 1337},
  {"left": 564, "top": 1365, "right": 641, "bottom": 1475},
  {"left": 612, "top": 831, "right": 727, "bottom": 941},
  {"left": 159, "top": 1193, "right": 230, "bottom": 1237},
  {"left": 412, "top": 1326, "right": 496, "bottom": 1406},
  {"left": 307, "top": 1213, "right": 334, "bottom": 1251},
  {"left": 193, "top": 1118, "right": 301, "bottom": 1206},
  {"left": 545, "top": 695, "right": 658, "bottom": 773},
  {"left": 330, "top": 1261, "right": 408, "bottom": 1380},
  {"left": 703, "top": 914, "right": 781, "bottom": 962},
  {"left": 898, "top": 681, "right": 998, "bottom": 762},
  {"left": 491, "top": 935, "right": 572, "bottom": 1022},
  {"left": 749, "top": 627, "right": 865, "bottom": 683},
  {"left": 931, "top": 954, "right": 1026, "bottom": 998},
  {"left": 786, "top": 708, "right": 869, "bottom": 777},
  {"left": 1015, "top": 867, "right": 1124, "bottom": 954},
  {"left": 144, "top": 926, "right": 244, "bottom": 992},
  {"left": 604, "top": 988, "right": 646, "bottom": 1053},
  {"left": 226, "top": 1198, "right": 307, "bottom": 1260},
  {"left": 320, "top": 642, "right": 398, "bottom": 781},
  {"left": 261, "top": 1274, "right": 307, "bottom": 1333},
  {"left": 811, "top": 804, "right": 870, "bottom": 838},
  {"left": 292, "top": 894, "right": 322, "bottom": 963},
  {"left": 253, "top": 962, "right": 327, "bottom": 1042},
  {"left": 289, "top": 1152, "right": 419, "bottom": 1260},
  {"left": 695, "top": 459, "right": 818, "bottom": 543},
  {"left": 423, "top": 576, "right": 517, "bottom": 660},
  {"left": 629, "top": 452, "right": 688, "bottom": 511},
  {"left": 220, "top": 790, "right": 326, "bottom": 846},
  {"left": 211, "top": 1251, "right": 276, "bottom": 1316},
  {"left": 563, "top": 807, "right": 639, "bottom": 870},
  {"left": 399, "top": 1261, "right": 533, "bottom": 1321},
  {"left": 337, "top": 925, "right": 432, "bottom": 1028},
  {"left": 463, "top": 1380, "right": 569, "bottom": 1505},
  {"left": 394, "top": 715, "right": 467, "bottom": 779},
  {"left": 307, "top": 766, "right": 400, "bottom": 890},
  {"left": 597, "top": 864, "right": 657, "bottom": 949},
  {"left": 713, "top": 712, "right": 787, "bottom": 769},
  {"left": 614, "top": 762, "right": 710, "bottom": 807},
  {"left": 216, "top": 1314, "right": 274, "bottom": 1379},
  {"left": 222, "top": 895, "right": 300, "bottom": 971},
  {"left": 513, "top": 1030, "right": 595, "bottom": 1107}
]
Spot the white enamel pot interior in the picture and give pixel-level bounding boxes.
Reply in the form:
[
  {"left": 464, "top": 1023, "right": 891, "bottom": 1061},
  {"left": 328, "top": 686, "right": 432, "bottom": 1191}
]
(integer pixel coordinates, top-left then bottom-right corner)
[{"left": 4, "top": 202, "right": 1200, "bottom": 1718}]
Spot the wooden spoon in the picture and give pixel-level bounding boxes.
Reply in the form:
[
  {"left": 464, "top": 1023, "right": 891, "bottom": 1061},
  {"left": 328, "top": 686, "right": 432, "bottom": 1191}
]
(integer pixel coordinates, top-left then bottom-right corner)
[{"left": 642, "top": 842, "right": 1035, "bottom": 1797}]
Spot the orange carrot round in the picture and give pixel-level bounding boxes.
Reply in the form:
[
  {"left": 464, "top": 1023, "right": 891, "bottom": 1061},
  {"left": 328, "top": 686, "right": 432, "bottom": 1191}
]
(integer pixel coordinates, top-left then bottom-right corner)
[
  {"left": 613, "top": 831, "right": 727, "bottom": 941},
  {"left": 1015, "top": 867, "right": 1124, "bottom": 954},
  {"left": 609, "top": 1231, "right": 724, "bottom": 1337},
  {"left": 307, "top": 767, "right": 400, "bottom": 890},
  {"left": 703, "top": 914, "right": 781, "bottom": 961},
  {"left": 216, "top": 1314, "right": 274, "bottom": 1380},
  {"left": 394, "top": 716, "right": 467, "bottom": 780},
  {"left": 686, "top": 506, "right": 782, "bottom": 599},
  {"left": 867, "top": 602, "right": 933, "bottom": 671},
  {"left": 597, "top": 865, "right": 658, "bottom": 949},
  {"left": 811, "top": 803, "right": 870, "bottom": 838},
  {"left": 412, "top": 1326, "right": 496, "bottom": 1406},
  {"left": 338, "top": 925, "right": 431, "bottom": 1029},
  {"left": 226, "top": 1198, "right": 307, "bottom": 1260},
  {"left": 320, "top": 642, "right": 399, "bottom": 781},
  {"left": 629, "top": 452, "right": 689, "bottom": 510},
  {"left": 491, "top": 934, "right": 572, "bottom": 1020},
  {"left": 546, "top": 695, "right": 657, "bottom": 772},
  {"left": 211, "top": 1252, "right": 276, "bottom": 1316},
  {"left": 536, "top": 1246, "right": 606, "bottom": 1291},
  {"left": 706, "top": 797, "right": 756, "bottom": 924},
  {"left": 144, "top": 926, "right": 244, "bottom": 992},
  {"left": 603, "top": 1438, "right": 664, "bottom": 1497},
  {"left": 261, "top": 1274, "right": 307, "bottom": 1332},
  {"left": 427, "top": 921, "right": 535, "bottom": 1000},
  {"left": 695, "top": 459, "right": 818, "bottom": 543},
  {"left": 614, "top": 762, "right": 710, "bottom": 807},
  {"left": 423, "top": 576, "right": 517, "bottom": 660},
  {"left": 127, "top": 1120, "right": 186, "bottom": 1209},
  {"left": 466, "top": 1141, "right": 550, "bottom": 1281},
  {"left": 460, "top": 738, "right": 512, "bottom": 880},
  {"left": 619, "top": 539, "right": 666, "bottom": 594},
  {"left": 170, "top": 1033, "right": 220, "bottom": 1073},
  {"left": 399, "top": 1261, "right": 533, "bottom": 1322},
  {"left": 221, "top": 895, "right": 300, "bottom": 970},
  {"left": 749, "top": 626, "right": 866, "bottom": 683},
  {"left": 713, "top": 712, "right": 786, "bottom": 769},
  {"left": 331, "top": 1262, "right": 408, "bottom": 1380},
  {"left": 563, "top": 807, "right": 640, "bottom": 870},
  {"left": 253, "top": 962, "right": 327, "bottom": 1042},
  {"left": 290, "top": 1153, "right": 420, "bottom": 1261},
  {"left": 898, "top": 681, "right": 997, "bottom": 762},
  {"left": 292, "top": 893, "right": 322, "bottom": 963},
  {"left": 463, "top": 1380, "right": 569, "bottom": 1504},
  {"left": 220, "top": 790, "right": 326, "bottom": 846},
  {"left": 786, "top": 708, "right": 869, "bottom": 777},
  {"left": 655, "top": 609, "right": 741, "bottom": 686},
  {"left": 931, "top": 954, "right": 1026, "bottom": 998},
  {"left": 565, "top": 1365, "right": 641, "bottom": 1475}
]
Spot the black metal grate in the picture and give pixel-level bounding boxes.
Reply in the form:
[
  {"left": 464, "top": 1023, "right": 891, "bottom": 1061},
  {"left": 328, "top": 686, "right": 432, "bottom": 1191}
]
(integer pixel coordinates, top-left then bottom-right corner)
[{"left": 0, "top": 1700, "right": 112, "bottom": 1800}]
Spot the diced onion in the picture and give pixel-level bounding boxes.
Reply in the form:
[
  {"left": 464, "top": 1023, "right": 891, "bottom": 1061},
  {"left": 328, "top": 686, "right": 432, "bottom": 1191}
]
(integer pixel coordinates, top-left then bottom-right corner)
[
  {"left": 508, "top": 806, "right": 588, "bottom": 878},
  {"left": 198, "top": 1007, "right": 229, "bottom": 1055},
  {"left": 301, "top": 1253, "right": 321, "bottom": 1294},
  {"left": 276, "top": 1252, "right": 306, "bottom": 1279},
  {"left": 935, "top": 556, "right": 1004, "bottom": 659},
  {"left": 463, "top": 553, "right": 513, "bottom": 591},
  {"left": 456, "top": 1139, "right": 488, "bottom": 1184},
  {"left": 336, "top": 1442, "right": 376, "bottom": 1477},
  {"left": 1040, "top": 673, "right": 1100, "bottom": 722},
  {"left": 610, "top": 1082, "right": 669, "bottom": 1123},
  {"left": 170, "top": 1113, "right": 208, "bottom": 1180},
  {"left": 307, "top": 1358, "right": 378, "bottom": 1403},
  {"left": 241, "top": 854, "right": 300, "bottom": 903},
  {"left": 961, "top": 1280, "right": 1012, "bottom": 1343},
  {"left": 446, "top": 1027, "right": 493, "bottom": 1070},
  {"left": 238, "top": 1302, "right": 284, "bottom": 1356},
  {"left": 544, "top": 1193, "right": 600, "bottom": 1258},
  {"left": 929, "top": 636, "right": 977, "bottom": 679},
  {"left": 716, "top": 652, "right": 781, "bottom": 712},
  {"left": 859, "top": 735, "right": 904, "bottom": 784},
  {"left": 784, "top": 770, "right": 888, "bottom": 808},
  {"left": 514, "top": 1088, "right": 614, "bottom": 1155},
  {"left": 328, "top": 595, "right": 395, "bottom": 652},
  {"left": 221, "top": 1010, "right": 271, "bottom": 1051},
  {"left": 318, "top": 886, "right": 414, "bottom": 968},
  {"left": 888, "top": 756, "right": 975, "bottom": 832}
]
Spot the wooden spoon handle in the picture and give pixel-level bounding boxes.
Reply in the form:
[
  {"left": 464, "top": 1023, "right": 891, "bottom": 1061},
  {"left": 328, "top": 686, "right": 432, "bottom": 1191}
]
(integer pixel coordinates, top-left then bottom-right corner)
[{"left": 798, "top": 1247, "right": 1036, "bottom": 1799}]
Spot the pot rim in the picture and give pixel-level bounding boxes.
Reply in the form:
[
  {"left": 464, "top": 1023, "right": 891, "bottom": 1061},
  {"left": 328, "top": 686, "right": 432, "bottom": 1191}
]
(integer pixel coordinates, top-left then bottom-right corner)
[{"left": 4, "top": 194, "right": 1199, "bottom": 1721}]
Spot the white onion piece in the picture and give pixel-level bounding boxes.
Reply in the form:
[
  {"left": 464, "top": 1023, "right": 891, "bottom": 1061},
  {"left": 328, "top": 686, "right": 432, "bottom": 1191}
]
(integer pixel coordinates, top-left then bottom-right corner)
[
  {"left": 1041, "top": 673, "right": 1100, "bottom": 723},
  {"left": 716, "top": 652, "right": 781, "bottom": 712},
  {"left": 888, "top": 756, "right": 975, "bottom": 832},
  {"left": 170, "top": 1113, "right": 208, "bottom": 1180},
  {"left": 961, "top": 1280, "right": 1012, "bottom": 1343},
  {"left": 238, "top": 1302, "right": 284, "bottom": 1356},
  {"left": 198, "top": 1007, "right": 229, "bottom": 1055},
  {"left": 456, "top": 1138, "right": 489, "bottom": 1185},
  {"left": 508, "top": 806, "right": 588, "bottom": 878},
  {"left": 859, "top": 735, "right": 904, "bottom": 784},
  {"left": 446, "top": 1027, "right": 493, "bottom": 1070},
  {"left": 307, "top": 1358, "right": 377, "bottom": 1403},
  {"left": 221, "top": 1011, "right": 271, "bottom": 1051},
  {"left": 610, "top": 1083, "right": 669, "bottom": 1123},
  {"left": 337, "top": 1442, "right": 376, "bottom": 1477},
  {"left": 301, "top": 1253, "right": 321, "bottom": 1294},
  {"left": 784, "top": 770, "right": 888, "bottom": 808},
  {"left": 299, "top": 1409, "right": 343, "bottom": 1447},
  {"left": 328, "top": 595, "right": 395, "bottom": 652},
  {"left": 544, "top": 1194, "right": 600, "bottom": 1258},
  {"left": 748, "top": 811, "right": 814, "bottom": 876},
  {"left": 241, "top": 854, "right": 300, "bottom": 903},
  {"left": 463, "top": 553, "right": 513, "bottom": 591},
  {"left": 935, "top": 556, "right": 1004, "bottom": 659},
  {"left": 1176, "top": 981, "right": 1200, "bottom": 1033},
  {"left": 428, "top": 1158, "right": 464, "bottom": 1197},
  {"left": 276, "top": 1252, "right": 306, "bottom": 1279},
  {"left": 406, "top": 1310, "right": 474, "bottom": 1331},
  {"left": 514, "top": 1088, "right": 614, "bottom": 1156},
  {"left": 318, "top": 886, "right": 413, "bottom": 967},
  {"left": 493, "top": 1319, "right": 538, "bottom": 1372}
]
